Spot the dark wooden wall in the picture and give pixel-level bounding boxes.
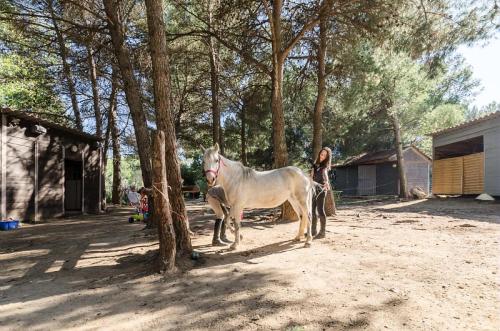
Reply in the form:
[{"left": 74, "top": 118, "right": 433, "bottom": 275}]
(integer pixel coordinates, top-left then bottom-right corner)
[
  {"left": 333, "top": 166, "right": 358, "bottom": 196},
  {"left": 333, "top": 148, "right": 430, "bottom": 197},
  {"left": 1, "top": 114, "right": 101, "bottom": 221},
  {"left": 375, "top": 163, "right": 399, "bottom": 195}
]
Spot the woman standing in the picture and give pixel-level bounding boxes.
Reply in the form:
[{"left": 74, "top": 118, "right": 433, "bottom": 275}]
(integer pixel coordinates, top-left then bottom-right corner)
[{"left": 310, "top": 147, "right": 332, "bottom": 238}]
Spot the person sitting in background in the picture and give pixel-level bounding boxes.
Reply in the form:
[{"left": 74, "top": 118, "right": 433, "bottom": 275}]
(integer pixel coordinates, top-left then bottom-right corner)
[
  {"left": 138, "top": 187, "right": 149, "bottom": 216},
  {"left": 127, "top": 185, "right": 140, "bottom": 209}
]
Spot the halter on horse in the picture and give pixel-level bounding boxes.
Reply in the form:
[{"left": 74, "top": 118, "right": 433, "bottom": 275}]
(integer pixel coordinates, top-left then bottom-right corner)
[{"left": 203, "top": 156, "right": 226, "bottom": 186}]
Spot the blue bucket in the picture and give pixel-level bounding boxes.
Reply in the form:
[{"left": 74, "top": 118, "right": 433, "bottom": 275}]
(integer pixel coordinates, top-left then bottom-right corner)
[{"left": 0, "top": 220, "right": 19, "bottom": 231}]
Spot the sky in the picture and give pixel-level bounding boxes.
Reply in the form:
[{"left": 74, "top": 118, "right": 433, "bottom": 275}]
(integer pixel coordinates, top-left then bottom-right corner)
[{"left": 458, "top": 34, "right": 500, "bottom": 109}]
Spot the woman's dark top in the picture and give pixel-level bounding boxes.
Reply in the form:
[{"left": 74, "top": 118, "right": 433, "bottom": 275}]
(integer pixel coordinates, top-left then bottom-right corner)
[{"left": 312, "top": 164, "right": 328, "bottom": 184}]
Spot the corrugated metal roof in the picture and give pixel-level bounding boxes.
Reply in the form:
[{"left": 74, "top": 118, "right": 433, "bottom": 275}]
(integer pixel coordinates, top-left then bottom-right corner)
[
  {"left": 430, "top": 111, "right": 500, "bottom": 137},
  {"left": 0, "top": 108, "right": 101, "bottom": 141},
  {"left": 340, "top": 149, "right": 398, "bottom": 166},
  {"left": 334, "top": 146, "right": 430, "bottom": 167}
]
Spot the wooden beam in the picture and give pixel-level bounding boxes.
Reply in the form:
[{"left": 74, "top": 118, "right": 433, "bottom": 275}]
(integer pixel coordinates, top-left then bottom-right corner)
[
  {"left": 81, "top": 145, "right": 85, "bottom": 214},
  {"left": 98, "top": 146, "right": 102, "bottom": 212},
  {"left": 34, "top": 139, "right": 39, "bottom": 222},
  {"left": 1, "top": 114, "right": 6, "bottom": 220},
  {"left": 62, "top": 142, "right": 65, "bottom": 216}
]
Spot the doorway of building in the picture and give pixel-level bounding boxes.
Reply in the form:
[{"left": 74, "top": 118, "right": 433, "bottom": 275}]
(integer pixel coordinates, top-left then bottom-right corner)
[{"left": 65, "top": 159, "right": 83, "bottom": 212}]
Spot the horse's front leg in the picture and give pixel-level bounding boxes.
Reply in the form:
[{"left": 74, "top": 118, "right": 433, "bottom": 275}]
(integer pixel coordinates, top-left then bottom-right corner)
[{"left": 229, "top": 206, "right": 243, "bottom": 250}]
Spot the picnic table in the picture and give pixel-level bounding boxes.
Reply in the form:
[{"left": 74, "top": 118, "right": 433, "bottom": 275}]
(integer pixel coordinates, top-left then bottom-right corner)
[{"left": 182, "top": 185, "right": 200, "bottom": 199}]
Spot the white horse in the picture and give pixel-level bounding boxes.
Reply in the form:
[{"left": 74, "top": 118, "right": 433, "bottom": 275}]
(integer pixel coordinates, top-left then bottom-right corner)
[{"left": 202, "top": 144, "right": 315, "bottom": 250}]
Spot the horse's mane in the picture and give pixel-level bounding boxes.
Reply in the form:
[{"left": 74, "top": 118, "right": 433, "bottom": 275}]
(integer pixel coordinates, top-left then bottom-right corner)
[
  {"left": 221, "top": 155, "right": 256, "bottom": 179},
  {"left": 241, "top": 165, "right": 255, "bottom": 179}
]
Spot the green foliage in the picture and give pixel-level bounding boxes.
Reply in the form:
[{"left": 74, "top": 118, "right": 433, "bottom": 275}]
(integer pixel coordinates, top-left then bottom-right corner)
[
  {"left": 195, "top": 179, "right": 208, "bottom": 195},
  {"left": 417, "top": 104, "right": 467, "bottom": 154},
  {"left": 0, "top": 54, "right": 63, "bottom": 114},
  {"left": 0, "top": 16, "right": 64, "bottom": 121},
  {"left": 105, "top": 156, "right": 143, "bottom": 202},
  {"left": 1, "top": 0, "right": 498, "bottom": 199},
  {"left": 466, "top": 101, "right": 500, "bottom": 120},
  {"left": 180, "top": 154, "right": 203, "bottom": 186}
]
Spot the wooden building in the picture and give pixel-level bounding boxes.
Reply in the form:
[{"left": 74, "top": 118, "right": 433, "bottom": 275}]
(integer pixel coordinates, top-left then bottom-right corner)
[
  {"left": 333, "top": 146, "right": 431, "bottom": 196},
  {"left": 0, "top": 108, "right": 103, "bottom": 222},
  {"left": 431, "top": 111, "right": 500, "bottom": 197}
]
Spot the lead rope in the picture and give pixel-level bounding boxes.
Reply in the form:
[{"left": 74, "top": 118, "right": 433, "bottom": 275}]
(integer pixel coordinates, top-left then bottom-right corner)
[{"left": 151, "top": 183, "right": 186, "bottom": 222}]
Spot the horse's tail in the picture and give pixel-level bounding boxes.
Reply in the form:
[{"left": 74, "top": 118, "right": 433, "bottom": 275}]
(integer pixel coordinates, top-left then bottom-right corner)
[
  {"left": 306, "top": 177, "right": 322, "bottom": 217},
  {"left": 307, "top": 178, "right": 324, "bottom": 196}
]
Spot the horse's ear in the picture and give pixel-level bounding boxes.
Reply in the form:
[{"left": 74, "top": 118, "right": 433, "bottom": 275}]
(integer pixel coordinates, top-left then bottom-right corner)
[
  {"left": 214, "top": 143, "right": 219, "bottom": 153},
  {"left": 200, "top": 144, "right": 206, "bottom": 154}
]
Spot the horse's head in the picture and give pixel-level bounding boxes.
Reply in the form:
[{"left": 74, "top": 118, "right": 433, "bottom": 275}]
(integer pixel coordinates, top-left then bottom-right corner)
[{"left": 202, "top": 143, "right": 221, "bottom": 186}]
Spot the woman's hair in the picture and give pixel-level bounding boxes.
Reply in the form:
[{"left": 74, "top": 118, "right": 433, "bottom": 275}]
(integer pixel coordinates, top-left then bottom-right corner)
[{"left": 314, "top": 147, "right": 332, "bottom": 170}]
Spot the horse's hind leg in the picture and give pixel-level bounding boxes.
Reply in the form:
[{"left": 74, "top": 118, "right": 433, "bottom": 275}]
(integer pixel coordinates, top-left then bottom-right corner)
[
  {"left": 295, "top": 200, "right": 312, "bottom": 247},
  {"left": 291, "top": 195, "right": 312, "bottom": 247},
  {"left": 301, "top": 203, "right": 313, "bottom": 247},
  {"left": 288, "top": 198, "right": 305, "bottom": 242},
  {"left": 229, "top": 205, "right": 243, "bottom": 251}
]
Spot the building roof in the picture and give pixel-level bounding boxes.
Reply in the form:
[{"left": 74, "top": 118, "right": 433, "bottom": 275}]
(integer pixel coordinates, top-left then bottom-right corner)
[
  {"left": 430, "top": 111, "right": 500, "bottom": 137},
  {"left": 334, "top": 146, "right": 431, "bottom": 167},
  {"left": 0, "top": 108, "right": 101, "bottom": 141}
]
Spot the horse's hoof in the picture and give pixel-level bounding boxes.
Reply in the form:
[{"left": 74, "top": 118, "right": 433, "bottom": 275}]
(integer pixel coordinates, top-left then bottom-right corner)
[
  {"left": 229, "top": 244, "right": 238, "bottom": 251},
  {"left": 304, "top": 242, "right": 312, "bottom": 248},
  {"left": 293, "top": 236, "right": 301, "bottom": 242}
]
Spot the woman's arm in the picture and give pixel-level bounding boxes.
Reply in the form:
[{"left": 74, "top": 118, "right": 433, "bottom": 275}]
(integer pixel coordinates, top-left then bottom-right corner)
[{"left": 323, "top": 168, "right": 331, "bottom": 190}]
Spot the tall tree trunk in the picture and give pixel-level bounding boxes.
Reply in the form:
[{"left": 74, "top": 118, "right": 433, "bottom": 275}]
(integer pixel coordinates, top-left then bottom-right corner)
[
  {"left": 144, "top": 0, "right": 192, "bottom": 253},
  {"left": 108, "top": 72, "right": 122, "bottom": 205},
  {"left": 209, "top": 46, "right": 222, "bottom": 152},
  {"left": 102, "top": 67, "right": 117, "bottom": 175},
  {"left": 48, "top": 0, "right": 82, "bottom": 130},
  {"left": 391, "top": 113, "right": 409, "bottom": 199},
  {"left": 271, "top": 62, "right": 298, "bottom": 221},
  {"left": 102, "top": 114, "right": 111, "bottom": 170},
  {"left": 240, "top": 106, "right": 247, "bottom": 165},
  {"left": 269, "top": 0, "right": 288, "bottom": 168},
  {"left": 208, "top": 0, "right": 223, "bottom": 152},
  {"left": 87, "top": 44, "right": 102, "bottom": 138},
  {"left": 270, "top": 62, "right": 289, "bottom": 168},
  {"left": 151, "top": 130, "right": 177, "bottom": 273},
  {"left": 268, "top": 0, "right": 294, "bottom": 220},
  {"left": 312, "top": 16, "right": 327, "bottom": 158},
  {"left": 102, "top": 98, "right": 112, "bottom": 208},
  {"left": 103, "top": 0, "right": 153, "bottom": 188}
]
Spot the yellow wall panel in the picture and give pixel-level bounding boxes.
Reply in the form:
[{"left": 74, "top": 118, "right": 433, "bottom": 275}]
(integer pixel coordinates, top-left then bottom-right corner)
[
  {"left": 432, "top": 157, "right": 463, "bottom": 194},
  {"left": 432, "top": 153, "right": 484, "bottom": 195},
  {"left": 463, "top": 153, "right": 484, "bottom": 194}
]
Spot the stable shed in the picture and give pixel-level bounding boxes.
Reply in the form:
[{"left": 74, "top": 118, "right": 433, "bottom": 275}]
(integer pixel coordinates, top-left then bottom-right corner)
[
  {"left": 333, "top": 146, "right": 431, "bottom": 196},
  {"left": 431, "top": 111, "right": 500, "bottom": 197},
  {"left": 0, "top": 108, "right": 104, "bottom": 222}
]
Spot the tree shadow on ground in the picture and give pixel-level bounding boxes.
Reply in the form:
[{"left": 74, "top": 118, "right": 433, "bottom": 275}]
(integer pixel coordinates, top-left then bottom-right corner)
[
  {"left": 189, "top": 206, "right": 294, "bottom": 237},
  {"left": 196, "top": 239, "right": 303, "bottom": 268},
  {"left": 0, "top": 213, "right": 307, "bottom": 331},
  {"left": 0, "top": 206, "right": 410, "bottom": 330}
]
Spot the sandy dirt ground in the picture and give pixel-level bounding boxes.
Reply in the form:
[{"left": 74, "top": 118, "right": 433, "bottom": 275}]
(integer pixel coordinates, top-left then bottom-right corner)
[{"left": 1, "top": 198, "right": 499, "bottom": 331}]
